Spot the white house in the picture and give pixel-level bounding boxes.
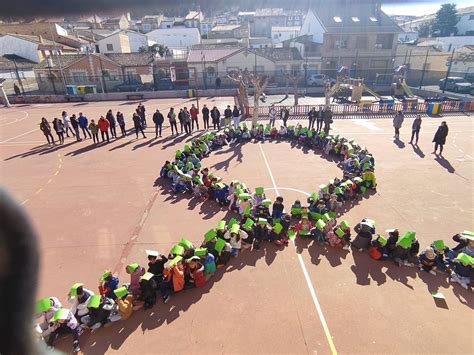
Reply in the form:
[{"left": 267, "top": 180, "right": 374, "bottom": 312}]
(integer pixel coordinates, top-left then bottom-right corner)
[
  {"left": 298, "top": 8, "right": 325, "bottom": 43},
  {"left": 271, "top": 26, "right": 301, "bottom": 44},
  {"left": 455, "top": 6, "right": 474, "bottom": 36},
  {"left": 0, "top": 34, "right": 66, "bottom": 63},
  {"left": 146, "top": 28, "right": 201, "bottom": 49},
  {"left": 96, "top": 30, "right": 148, "bottom": 54},
  {"left": 417, "top": 36, "right": 474, "bottom": 52}
]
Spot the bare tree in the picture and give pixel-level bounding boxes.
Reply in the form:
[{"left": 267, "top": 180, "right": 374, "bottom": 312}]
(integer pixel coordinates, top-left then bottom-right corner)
[{"left": 227, "top": 69, "right": 268, "bottom": 127}]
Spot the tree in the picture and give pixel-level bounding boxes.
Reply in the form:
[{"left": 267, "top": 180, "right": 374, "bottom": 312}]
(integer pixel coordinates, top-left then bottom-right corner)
[
  {"left": 418, "top": 22, "right": 431, "bottom": 38},
  {"left": 139, "top": 44, "right": 171, "bottom": 57},
  {"left": 431, "top": 3, "right": 458, "bottom": 37}
]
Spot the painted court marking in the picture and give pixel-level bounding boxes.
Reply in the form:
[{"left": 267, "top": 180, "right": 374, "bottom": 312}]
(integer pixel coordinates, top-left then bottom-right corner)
[{"left": 258, "top": 143, "right": 338, "bottom": 355}]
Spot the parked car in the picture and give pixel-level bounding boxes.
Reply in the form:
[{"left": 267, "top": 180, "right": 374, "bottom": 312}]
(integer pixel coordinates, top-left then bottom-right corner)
[
  {"left": 307, "top": 74, "right": 335, "bottom": 87},
  {"left": 438, "top": 77, "right": 472, "bottom": 93},
  {"left": 115, "top": 83, "right": 153, "bottom": 92}
]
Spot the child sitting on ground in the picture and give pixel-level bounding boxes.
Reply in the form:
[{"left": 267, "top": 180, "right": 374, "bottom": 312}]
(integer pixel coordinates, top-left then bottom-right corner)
[
  {"left": 450, "top": 252, "right": 473, "bottom": 289},
  {"left": 290, "top": 200, "right": 303, "bottom": 219},
  {"left": 369, "top": 235, "right": 389, "bottom": 260},
  {"left": 418, "top": 247, "right": 437, "bottom": 275},
  {"left": 98, "top": 271, "right": 119, "bottom": 300},
  {"left": 272, "top": 196, "right": 284, "bottom": 219},
  {"left": 352, "top": 219, "right": 376, "bottom": 251},
  {"left": 295, "top": 215, "right": 312, "bottom": 238}
]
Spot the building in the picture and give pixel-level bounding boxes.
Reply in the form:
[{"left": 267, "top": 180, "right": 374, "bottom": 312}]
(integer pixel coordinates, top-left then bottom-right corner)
[
  {"left": 184, "top": 11, "right": 204, "bottom": 29},
  {"left": 252, "top": 8, "right": 287, "bottom": 38},
  {"left": 96, "top": 30, "right": 149, "bottom": 53},
  {"left": 101, "top": 15, "right": 130, "bottom": 31},
  {"left": 146, "top": 28, "right": 201, "bottom": 50},
  {"left": 33, "top": 52, "right": 153, "bottom": 93},
  {"left": 0, "top": 34, "right": 75, "bottom": 63},
  {"left": 0, "top": 21, "right": 70, "bottom": 43},
  {"left": 208, "top": 25, "right": 248, "bottom": 40},
  {"left": 271, "top": 26, "right": 301, "bottom": 44},
  {"left": 200, "top": 21, "right": 214, "bottom": 38},
  {"left": 249, "top": 37, "right": 273, "bottom": 49},
  {"left": 0, "top": 54, "right": 36, "bottom": 94},
  {"left": 417, "top": 36, "right": 474, "bottom": 52},
  {"left": 299, "top": 1, "right": 402, "bottom": 78},
  {"left": 138, "top": 15, "right": 164, "bottom": 34},
  {"left": 286, "top": 10, "right": 304, "bottom": 27}
]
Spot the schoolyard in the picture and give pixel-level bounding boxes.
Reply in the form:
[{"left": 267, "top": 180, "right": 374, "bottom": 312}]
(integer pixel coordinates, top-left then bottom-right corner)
[{"left": 0, "top": 97, "right": 472, "bottom": 354}]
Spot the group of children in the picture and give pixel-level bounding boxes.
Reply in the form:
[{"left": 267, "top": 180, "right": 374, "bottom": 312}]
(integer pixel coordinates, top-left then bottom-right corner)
[{"left": 35, "top": 122, "right": 473, "bottom": 353}]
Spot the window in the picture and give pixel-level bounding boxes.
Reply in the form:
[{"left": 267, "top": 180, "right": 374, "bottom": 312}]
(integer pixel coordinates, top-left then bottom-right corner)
[
  {"left": 335, "top": 40, "right": 347, "bottom": 49},
  {"left": 106, "top": 43, "right": 113, "bottom": 51},
  {"left": 72, "top": 71, "right": 87, "bottom": 83},
  {"left": 333, "top": 16, "right": 342, "bottom": 23},
  {"left": 370, "top": 17, "right": 378, "bottom": 22},
  {"left": 375, "top": 34, "right": 394, "bottom": 49},
  {"left": 352, "top": 17, "right": 360, "bottom": 22}
]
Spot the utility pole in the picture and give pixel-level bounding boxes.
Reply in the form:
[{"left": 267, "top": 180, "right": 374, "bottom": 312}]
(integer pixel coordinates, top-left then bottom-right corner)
[
  {"left": 50, "top": 23, "right": 67, "bottom": 93},
  {"left": 442, "top": 48, "right": 455, "bottom": 94},
  {"left": 47, "top": 57, "right": 57, "bottom": 95},
  {"left": 418, "top": 48, "right": 430, "bottom": 89},
  {"left": 12, "top": 58, "right": 25, "bottom": 95}
]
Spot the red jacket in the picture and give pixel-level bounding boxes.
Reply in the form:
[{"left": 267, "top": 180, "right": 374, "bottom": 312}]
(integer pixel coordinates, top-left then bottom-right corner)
[
  {"left": 190, "top": 107, "right": 198, "bottom": 119},
  {"left": 98, "top": 118, "right": 110, "bottom": 132},
  {"left": 192, "top": 265, "right": 206, "bottom": 288}
]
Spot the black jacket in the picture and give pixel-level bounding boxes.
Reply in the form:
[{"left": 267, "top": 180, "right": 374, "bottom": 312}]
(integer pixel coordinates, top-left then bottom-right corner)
[
  {"left": 153, "top": 112, "right": 164, "bottom": 125},
  {"left": 433, "top": 125, "right": 448, "bottom": 145},
  {"left": 202, "top": 107, "right": 210, "bottom": 118},
  {"left": 211, "top": 109, "right": 220, "bottom": 122},
  {"left": 106, "top": 112, "right": 116, "bottom": 126},
  {"left": 224, "top": 108, "right": 232, "bottom": 118}
]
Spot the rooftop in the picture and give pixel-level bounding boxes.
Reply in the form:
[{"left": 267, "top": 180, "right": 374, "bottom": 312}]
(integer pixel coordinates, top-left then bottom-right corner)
[
  {"left": 255, "top": 8, "right": 285, "bottom": 17},
  {"left": 0, "top": 54, "right": 36, "bottom": 69},
  {"left": 185, "top": 11, "right": 202, "bottom": 20},
  {"left": 187, "top": 45, "right": 243, "bottom": 62},
  {"left": 211, "top": 25, "right": 240, "bottom": 32},
  {"left": 271, "top": 26, "right": 301, "bottom": 32},
  {"left": 253, "top": 47, "right": 303, "bottom": 62}
]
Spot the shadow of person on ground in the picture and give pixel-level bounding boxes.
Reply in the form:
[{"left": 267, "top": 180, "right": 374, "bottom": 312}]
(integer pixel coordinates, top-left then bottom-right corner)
[
  {"left": 211, "top": 145, "right": 243, "bottom": 172},
  {"left": 409, "top": 143, "right": 425, "bottom": 158},
  {"left": 434, "top": 155, "right": 455, "bottom": 173},
  {"left": 393, "top": 138, "right": 405, "bottom": 149},
  {"left": 4, "top": 144, "right": 50, "bottom": 160}
]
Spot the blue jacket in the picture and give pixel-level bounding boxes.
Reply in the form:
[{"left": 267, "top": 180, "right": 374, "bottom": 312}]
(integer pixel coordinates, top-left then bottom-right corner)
[{"left": 78, "top": 115, "right": 88, "bottom": 128}]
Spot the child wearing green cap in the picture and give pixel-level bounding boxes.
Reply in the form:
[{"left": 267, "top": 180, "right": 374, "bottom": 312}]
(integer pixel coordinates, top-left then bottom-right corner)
[
  {"left": 126, "top": 263, "right": 146, "bottom": 298},
  {"left": 369, "top": 236, "right": 388, "bottom": 260},
  {"left": 295, "top": 215, "right": 313, "bottom": 238},
  {"left": 450, "top": 253, "right": 473, "bottom": 289},
  {"left": 137, "top": 273, "right": 157, "bottom": 309},
  {"left": 187, "top": 256, "right": 206, "bottom": 288},
  {"left": 35, "top": 297, "right": 62, "bottom": 340},
  {"left": 67, "top": 284, "right": 94, "bottom": 321},
  {"left": 98, "top": 271, "right": 119, "bottom": 300},
  {"left": 45, "top": 308, "right": 82, "bottom": 353},
  {"left": 253, "top": 187, "right": 266, "bottom": 207},
  {"left": 449, "top": 231, "right": 474, "bottom": 259},
  {"left": 392, "top": 232, "right": 416, "bottom": 267},
  {"left": 82, "top": 295, "right": 116, "bottom": 330},
  {"left": 114, "top": 287, "right": 135, "bottom": 320}
]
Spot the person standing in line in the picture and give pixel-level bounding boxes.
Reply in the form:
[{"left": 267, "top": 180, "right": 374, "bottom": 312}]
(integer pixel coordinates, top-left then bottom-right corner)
[
  {"left": 432, "top": 121, "right": 449, "bottom": 156},
  {"left": 269, "top": 104, "right": 276, "bottom": 127},
  {"left": 61, "top": 111, "right": 75, "bottom": 138},
  {"left": 78, "top": 112, "right": 92, "bottom": 139},
  {"left": 52, "top": 118, "right": 65, "bottom": 145},
  {"left": 190, "top": 104, "right": 199, "bottom": 131},
  {"left": 316, "top": 106, "right": 324, "bottom": 133},
  {"left": 280, "top": 106, "right": 289, "bottom": 127},
  {"left": 323, "top": 107, "right": 333, "bottom": 134},
  {"left": 98, "top": 116, "right": 110, "bottom": 143},
  {"left": 308, "top": 107, "right": 316, "bottom": 129},
  {"left": 70, "top": 114, "right": 81, "bottom": 141},
  {"left": 177, "top": 108, "right": 185, "bottom": 134},
  {"left": 89, "top": 119, "right": 99, "bottom": 144},
  {"left": 232, "top": 105, "right": 241, "bottom": 129},
  {"left": 153, "top": 108, "right": 164, "bottom": 138},
  {"left": 116, "top": 111, "right": 126, "bottom": 137},
  {"left": 138, "top": 104, "right": 146, "bottom": 128},
  {"left": 105, "top": 109, "right": 117, "bottom": 139},
  {"left": 202, "top": 104, "right": 210, "bottom": 130},
  {"left": 393, "top": 110, "right": 404, "bottom": 140},
  {"left": 211, "top": 106, "right": 221, "bottom": 131},
  {"left": 224, "top": 105, "right": 232, "bottom": 127},
  {"left": 40, "top": 117, "right": 55, "bottom": 145},
  {"left": 167, "top": 108, "right": 178, "bottom": 136},
  {"left": 183, "top": 107, "right": 192, "bottom": 134},
  {"left": 133, "top": 112, "right": 147, "bottom": 139},
  {"left": 409, "top": 114, "right": 422, "bottom": 145}
]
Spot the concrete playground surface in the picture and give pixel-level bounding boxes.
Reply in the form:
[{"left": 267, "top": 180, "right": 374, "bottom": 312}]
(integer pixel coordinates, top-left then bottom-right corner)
[{"left": 0, "top": 96, "right": 473, "bottom": 354}]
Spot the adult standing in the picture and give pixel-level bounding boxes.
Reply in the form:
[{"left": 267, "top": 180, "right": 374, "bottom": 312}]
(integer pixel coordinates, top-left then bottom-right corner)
[
  {"left": 202, "top": 104, "right": 210, "bottom": 130},
  {"left": 61, "top": 111, "right": 75, "bottom": 138},
  {"left": 323, "top": 107, "right": 333, "bottom": 134},
  {"left": 167, "top": 108, "right": 178, "bottom": 136},
  {"left": 89, "top": 120, "right": 99, "bottom": 144},
  {"left": 116, "top": 111, "right": 126, "bottom": 137},
  {"left": 409, "top": 114, "right": 422, "bottom": 145},
  {"left": 138, "top": 104, "right": 146, "bottom": 128},
  {"left": 211, "top": 106, "right": 221, "bottom": 131},
  {"left": 232, "top": 105, "right": 240, "bottom": 129},
  {"left": 52, "top": 118, "right": 64, "bottom": 145},
  {"left": 393, "top": 110, "right": 404, "bottom": 140},
  {"left": 40, "top": 117, "right": 55, "bottom": 145},
  {"left": 316, "top": 106, "right": 324, "bottom": 133},
  {"left": 98, "top": 116, "right": 110, "bottom": 143},
  {"left": 177, "top": 109, "right": 185, "bottom": 134},
  {"left": 78, "top": 112, "right": 92, "bottom": 139},
  {"left": 215, "top": 76, "right": 221, "bottom": 89},
  {"left": 432, "top": 121, "right": 449, "bottom": 156},
  {"left": 153, "top": 109, "right": 164, "bottom": 138},
  {"left": 70, "top": 114, "right": 81, "bottom": 141},
  {"left": 224, "top": 105, "right": 232, "bottom": 127},
  {"left": 308, "top": 107, "right": 317, "bottom": 129},
  {"left": 280, "top": 106, "right": 289, "bottom": 127},
  {"left": 190, "top": 104, "right": 199, "bottom": 131},
  {"left": 183, "top": 107, "right": 191, "bottom": 134},
  {"left": 269, "top": 105, "right": 276, "bottom": 127},
  {"left": 105, "top": 110, "right": 117, "bottom": 138},
  {"left": 132, "top": 113, "right": 147, "bottom": 139}
]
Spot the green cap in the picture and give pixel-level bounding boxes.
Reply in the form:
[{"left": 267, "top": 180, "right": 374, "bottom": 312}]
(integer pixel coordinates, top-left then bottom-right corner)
[
  {"left": 51, "top": 308, "right": 69, "bottom": 322},
  {"left": 311, "top": 212, "right": 322, "bottom": 221},
  {"left": 335, "top": 228, "right": 345, "bottom": 238},
  {"left": 310, "top": 192, "right": 318, "bottom": 201},
  {"left": 255, "top": 187, "right": 264, "bottom": 195},
  {"left": 234, "top": 188, "right": 243, "bottom": 196},
  {"left": 360, "top": 186, "right": 367, "bottom": 193},
  {"left": 340, "top": 220, "right": 349, "bottom": 229},
  {"left": 170, "top": 244, "right": 185, "bottom": 256},
  {"left": 403, "top": 231, "right": 416, "bottom": 241},
  {"left": 322, "top": 213, "right": 331, "bottom": 222},
  {"left": 316, "top": 220, "right": 326, "bottom": 230},
  {"left": 243, "top": 218, "right": 255, "bottom": 231},
  {"left": 204, "top": 229, "right": 217, "bottom": 242},
  {"left": 291, "top": 207, "right": 301, "bottom": 215},
  {"left": 178, "top": 239, "right": 194, "bottom": 249},
  {"left": 113, "top": 286, "right": 129, "bottom": 298},
  {"left": 217, "top": 220, "right": 226, "bottom": 231},
  {"left": 456, "top": 252, "right": 474, "bottom": 265},
  {"left": 87, "top": 295, "right": 101, "bottom": 309},
  {"left": 396, "top": 235, "right": 412, "bottom": 249},
  {"left": 70, "top": 283, "right": 83, "bottom": 297},
  {"left": 319, "top": 184, "right": 328, "bottom": 193},
  {"left": 328, "top": 211, "right": 337, "bottom": 219},
  {"left": 184, "top": 144, "right": 190, "bottom": 152},
  {"left": 273, "top": 223, "right": 283, "bottom": 234},
  {"left": 258, "top": 218, "right": 267, "bottom": 225},
  {"left": 243, "top": 204, "right": 252, "bottom": 215},
  {"left": 187, "top": 256, "right": 200, "bottom": 263},
  {"left": 35, "top": 297, "right": 51, "bottom": 313},
  {"left": 231, "top": 180, "right": 240, "bottom": 185},
  {"left": 377, "top": 235, "right": 388, "bottom": 246},
  {"left": 100, "top": 271, "right": 112, "bottom": 281},
  {"left": 262, "top": 199, "right": 272, "bottom": 206},
  {"left": 169, "top": 256, "right": 183, "bottom": 267},
  {"left": 126, "top": 263, "right": 139, "bottom": 273},
  {"left": 354, "top": 177, "right": 363, "bottom": 183},
  {"left": 239, "top": 193, "right": 251, "bottom": 200},
  {"left": 214, "top": 238, "right": 227, "bottom": 253},
  {"left": 228, "top": 218, "right": 238, "bottom": 229},
  {"left": 433, "top": 240, "right": 445, "bottom": 251},
  {"left": 288, "top": 230, "right": 296, "bottom": 240},
  {"left": 194, "top": 248, "right": 208, "bottom": 257},
  {"left": 461, "top": 231, "right": 474, "bottom": 241},
  {"left": 334, "top": 187, "right": 343, "bottom": 195},
  {"left": 230, "top": 224, "right": 240, "bottom": 234}
]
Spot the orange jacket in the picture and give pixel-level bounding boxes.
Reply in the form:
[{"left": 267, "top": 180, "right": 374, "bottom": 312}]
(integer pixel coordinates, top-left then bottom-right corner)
[
  {"left": 164, "top": 265, "right": 185, "bottom": 292},
  {"left": 98, "top": 118, "right": 110, "bottom": 132}
]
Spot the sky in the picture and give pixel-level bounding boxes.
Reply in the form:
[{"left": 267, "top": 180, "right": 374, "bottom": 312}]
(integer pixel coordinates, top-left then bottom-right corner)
[{"left": 381, "top": 0, "right": 471, "bottom": 16}]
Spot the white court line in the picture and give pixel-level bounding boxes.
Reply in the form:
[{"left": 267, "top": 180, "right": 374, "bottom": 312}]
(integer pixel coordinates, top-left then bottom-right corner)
[
  {"left": 0, "top": 111, "right": 29, "bottom": 127},
  {"left": 0, "top": 128, "right": 38, "bottom": 144},
  {"left": 258, "top": 143, "right": 338, "bottom": 355}
]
